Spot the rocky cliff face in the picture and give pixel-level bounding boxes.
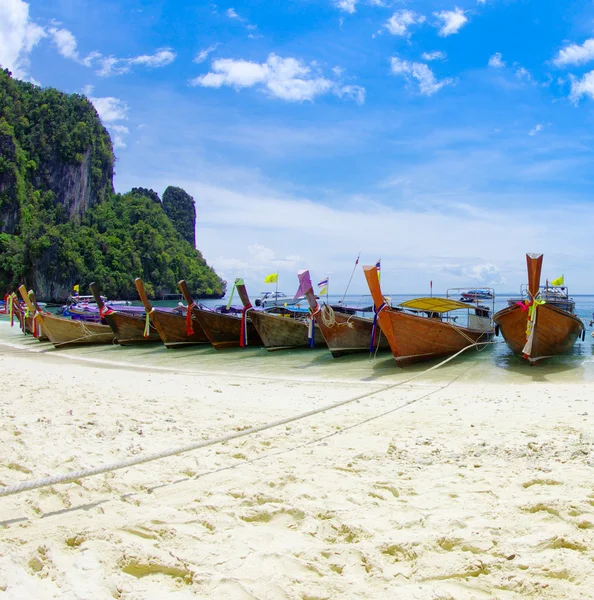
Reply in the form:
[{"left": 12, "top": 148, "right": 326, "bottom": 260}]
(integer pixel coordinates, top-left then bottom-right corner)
[
  {"left": 0, "top": 132, "right": 20, "bottom": 234},
  {"left": 32, "top": 147, "right": 111, "bottom": 222}
]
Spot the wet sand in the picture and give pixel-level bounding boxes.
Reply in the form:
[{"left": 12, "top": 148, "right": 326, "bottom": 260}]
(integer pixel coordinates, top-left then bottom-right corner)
[{"left": 1, "top": 322, "right": 594, "bottom": 598}]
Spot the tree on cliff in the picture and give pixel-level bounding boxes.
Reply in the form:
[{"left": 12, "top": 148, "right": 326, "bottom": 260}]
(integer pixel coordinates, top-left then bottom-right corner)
[{"left": 162, "top": 186, "right": 196, "bottom": 248}]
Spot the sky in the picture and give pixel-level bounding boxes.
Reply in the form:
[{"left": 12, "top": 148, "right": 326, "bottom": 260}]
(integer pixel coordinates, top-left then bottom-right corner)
[{"left": 3, "top": 0, "right": 594, "bottom": 296}]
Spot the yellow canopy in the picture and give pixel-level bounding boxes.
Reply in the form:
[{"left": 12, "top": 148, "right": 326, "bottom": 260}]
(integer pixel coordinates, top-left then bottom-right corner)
[{"left": 399, "top": 297, "right": 471, "bottom": 313}]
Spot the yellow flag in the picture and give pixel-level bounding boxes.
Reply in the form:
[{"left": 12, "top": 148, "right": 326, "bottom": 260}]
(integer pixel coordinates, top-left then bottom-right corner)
[
  {"left": 73, "top": 284, "right": 80, "bottom": 292},
  {"left": 264, "top": 273, "right": 278, "bottom": 284},
  {"left": 551, "top": 275, "right": 564, "bottom": 286}
]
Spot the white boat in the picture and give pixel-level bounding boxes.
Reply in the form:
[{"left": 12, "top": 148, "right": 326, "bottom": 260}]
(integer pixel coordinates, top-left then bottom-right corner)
[{"left": 255, "top": 291, "right": 306, "bottom": 308}]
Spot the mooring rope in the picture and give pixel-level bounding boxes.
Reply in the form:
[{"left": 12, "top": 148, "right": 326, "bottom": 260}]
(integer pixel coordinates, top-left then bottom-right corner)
[{"left": 0, "top": 341, "right": 492, "bottom": 498}]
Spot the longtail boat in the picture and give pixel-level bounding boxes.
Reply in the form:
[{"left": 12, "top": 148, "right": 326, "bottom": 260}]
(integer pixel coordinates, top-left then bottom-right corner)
[
  {"left": 18, "top": 286, "right": 115, "bottom": 348},
  {"left": 233, "top": 277, "right": 325, "bottom": 350},
  {"left": 134, "top": 278, "right": 209, "bottom": 348},
  {"left": 493, "top": 253, "right": 584, "bottom": 363},
  {"left": 363, "top": 265, "right": 493, "bottom": 366},
  {"left": 178, "top": 280, "right": 262, "bottom": 350},
  {"left": 299, "top": 270, "right": 389, "bottom": 358},
  {"left": 90, "top": 282, "right": 161, "bottom": 345}
]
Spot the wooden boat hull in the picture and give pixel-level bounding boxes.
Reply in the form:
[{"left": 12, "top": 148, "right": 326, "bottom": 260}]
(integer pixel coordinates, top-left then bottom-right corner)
[
  {"left": 493, "top": 303, "right": 584, "bottom": 363},
  {"left": 103, "top": 311, "right": 162, "bottom": 345},
  {"left": 35, "top": 312, "right": 115, "bottom": 348},
  {"left": 192, "top": 307, "right": 262, "bottom": 350},
  {"left": 376, "top": 309, "right": 492, "bottom": 366},
  {"left": 248, "top": 310, "right": 325, "bottom": 350},
  {"left": 314, "top": 309, "right": 390, "bottom": 358},
  {"left": 150, "top": 308, "right": 210, "bottom": 348}
]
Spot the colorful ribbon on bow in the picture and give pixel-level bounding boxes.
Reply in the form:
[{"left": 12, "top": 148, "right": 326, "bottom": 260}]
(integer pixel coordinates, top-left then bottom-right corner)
[
  {"left": 143, "top": 308, "right": 154, "bottom": 338},
  {"left": 8, "top": 294, "right": 14, "bottom": 327},
  {"left": 525, "top": 297, "right": 545, "bottom": 341},
  {"left": 23, "top": 305, "right": 30, "bottom": 334},
  {"left": 33, "top": 311, "right": 41, "bottom": 338},
  {"left": 186, "top": 302, "right": 195, "bottom": 336},
  {"left": 240, "top": 304, "right": 253, "bottom": 347},
  {"left": 99, "top": 305, "right": 114, "bottom": 319},
  {"left": 370, "top": 302, "right": 387, "bottom": 352},
  {"left": 308, "top": 305, "right": 322, "bottom": 348}
]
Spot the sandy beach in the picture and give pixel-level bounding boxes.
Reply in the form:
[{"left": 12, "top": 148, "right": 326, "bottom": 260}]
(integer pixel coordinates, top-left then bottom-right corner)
[{"left": 1, "top": 325, "right": 594, "bottom": 599}]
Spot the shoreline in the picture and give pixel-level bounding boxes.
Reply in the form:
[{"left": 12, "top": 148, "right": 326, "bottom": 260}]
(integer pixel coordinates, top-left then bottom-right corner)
[{"left": 1, "top": 327, "right": 594, "bottom": 597}]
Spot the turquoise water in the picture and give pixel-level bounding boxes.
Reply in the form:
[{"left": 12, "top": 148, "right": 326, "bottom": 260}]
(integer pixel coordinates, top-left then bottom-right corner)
[{"left": 2, "top": 293, "right": 594, "bottom": 386}]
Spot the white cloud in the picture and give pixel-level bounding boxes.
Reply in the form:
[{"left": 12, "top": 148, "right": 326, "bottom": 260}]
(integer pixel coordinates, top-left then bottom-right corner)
[
  {"left": 128, "top": 48, "right": 176, "bottom": 68},
  {"left": 335, "top": 0, "right": 358, "bottom": 13},
  {"left": 390, "top": 56, "right": 453, "bottom": 96},
  {"left": 569, "top": 70, "right": 594, "bottom": 103},
  {"left": 443, "top": 263, "right": 504, "bottom": 285},
  {"left": 82, "top": 84, "right": 94, "bottom": 96},
  {"left": 89, "top": 96, "right": 128, "bottom": 123},
  {"left": 421, "top": 51, "right": 446, "bottom": 61},
  {"left": 0, "top": 0, "right": 46, "bottom": 79},
  {"left": 385, "top": 10, "right": 425, "bottom": 37},
  {"left": 515, "top": 66, "right": 531, "bottom": 81},
  {"left": 433, "top": 8, "right": 468, "bottom": 37},
  {"left": 528, "top": 124, "right": 544, "bottom": 136},
  {"left": 87, "top": 95, "right": 130, "bottom": 150},
  {"left": 337, "top": 84, "right": 366, "bottom": 104},
  {"left": 488, "top": 52, "right": 505, "bottom": 68},
  {"left": 553, "top": 39, "right": 594, "bottom": 68},
  {"left": 191, "top": 53, "right": 364, "bottom": 103},
  {"left": 94, "top": 48, "right": 176, "bottom": 77},
  {"left": 48, "top": 27, "right": 76, "bottom": 59},
  {"left": 96, "top": 56, "right": 128, "bottom": 77},
  {"left": 226, "top": 8, "right": 240, "bottom": 19},
  {"left": 194, "top": 44, "right": 219, "bottom": 64},
  {"left": 109, "top": 124, "right": 130, "bottom": 149}
]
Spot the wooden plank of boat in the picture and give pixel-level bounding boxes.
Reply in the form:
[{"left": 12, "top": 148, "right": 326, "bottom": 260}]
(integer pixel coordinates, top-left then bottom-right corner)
[
  {"left": 89, "top": 282, "right": 161, "bottom": 345},
  {"left": 299, "top": 270, "right": 389, "bottom": 358},
  {"left": 27, "top": 290, "right": 49, "bottom": 341},
  {"left": 179, "top": 279, "right": 262, "bottom": 351},
  {"left": 233, "top": 278, "right": 325, "bottom": 350},
  {"left": 10, "top": 293, "right": 27, "bottom": 333},
  {"left": 493, "top": 253, "right": 584, "bottom": 363},
  {"left": 363, "top": 266, "right": 492, "bottom": 366},
  {"left": 134, "top": 278, "right": 209, "bottom": 348},
  {"left": 18, "top": 286, "right": 115, "bottom": 348}
]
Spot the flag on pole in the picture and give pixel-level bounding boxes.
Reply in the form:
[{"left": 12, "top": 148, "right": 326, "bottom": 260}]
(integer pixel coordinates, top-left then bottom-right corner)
[
  {"left": 355, "top": 253, "right": 360, "bottom": 265},
  {"left": 317, "top": 277, "right": 328, "bottom": 296},
  {"left": 264, "top": 273, "right": 278, "bottom": 284},
  {"left": 551, "top": 275, "right": 564, "bottom": 286},
  {"left": 375, "top": 259, "right": 381, "bottom": 281}
]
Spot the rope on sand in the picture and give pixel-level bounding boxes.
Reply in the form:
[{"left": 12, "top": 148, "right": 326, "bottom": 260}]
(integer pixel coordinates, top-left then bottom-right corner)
[{"left": 0, "top": 341, "right": 493, "bottom": 498}]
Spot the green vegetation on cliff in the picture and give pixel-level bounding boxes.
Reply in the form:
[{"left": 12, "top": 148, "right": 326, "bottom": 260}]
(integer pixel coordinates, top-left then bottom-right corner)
[
  {"left": 162, "top": 186, "right": 196, "bottom": 247},
  {"left": 0, "top": 69, "right": 225, "bottom": 300}
]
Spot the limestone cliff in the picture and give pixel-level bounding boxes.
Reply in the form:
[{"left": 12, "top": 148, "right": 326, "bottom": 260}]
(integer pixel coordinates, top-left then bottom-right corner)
[{"left": 0, "top": 69, "right": 225, "bottom": 300}]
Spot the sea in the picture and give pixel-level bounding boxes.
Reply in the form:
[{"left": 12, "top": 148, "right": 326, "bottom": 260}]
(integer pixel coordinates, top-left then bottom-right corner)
[{"left": 3, "top": 293, "right": 594, "bottom": 386}]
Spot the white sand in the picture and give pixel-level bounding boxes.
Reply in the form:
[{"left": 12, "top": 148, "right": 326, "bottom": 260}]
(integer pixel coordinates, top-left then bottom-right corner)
[{"left": 1, "top": 336, "right": 594, "bottom": 599}]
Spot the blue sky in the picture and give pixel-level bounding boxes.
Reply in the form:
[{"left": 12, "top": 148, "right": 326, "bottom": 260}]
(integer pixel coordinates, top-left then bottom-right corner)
[{"left": 3, "top": 0, "right": 594, "bottom": 295}]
